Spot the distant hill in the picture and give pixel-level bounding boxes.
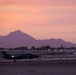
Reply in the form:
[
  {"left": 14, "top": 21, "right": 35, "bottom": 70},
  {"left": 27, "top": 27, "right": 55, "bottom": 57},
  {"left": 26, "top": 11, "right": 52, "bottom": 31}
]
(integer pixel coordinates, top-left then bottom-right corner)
[
  {"left": 0, "top": 30, "right": 76, "bottom": 48},
  {"left": 0, "top": 30, "right": 36, "bottom": 47}
]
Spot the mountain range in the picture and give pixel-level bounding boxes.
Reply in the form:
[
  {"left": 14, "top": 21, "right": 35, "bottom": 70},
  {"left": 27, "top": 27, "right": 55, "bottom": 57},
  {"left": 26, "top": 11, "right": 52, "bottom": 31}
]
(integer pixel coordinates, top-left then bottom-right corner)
[{"left": 0, "top": 30, "right": 76, "bottom": 48}]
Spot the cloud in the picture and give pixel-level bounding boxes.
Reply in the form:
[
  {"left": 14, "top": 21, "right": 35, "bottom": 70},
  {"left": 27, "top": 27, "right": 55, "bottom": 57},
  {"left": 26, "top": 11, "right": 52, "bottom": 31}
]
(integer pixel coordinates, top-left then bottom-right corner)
[
  {"left": 0, "top": 0, "right": 76, "bottom": 6},
  {"left": 0, "top": 5, "right": 24, "bottom": 12},
  {"left": 0, "top": 0, "right": 76, "bottom": 13}
]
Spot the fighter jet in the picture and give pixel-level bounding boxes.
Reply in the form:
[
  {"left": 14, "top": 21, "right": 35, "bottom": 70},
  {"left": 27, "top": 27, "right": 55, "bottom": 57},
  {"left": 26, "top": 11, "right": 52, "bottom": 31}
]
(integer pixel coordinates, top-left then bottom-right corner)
[{"left": 1, "top": 50, "right": 39, "bottom": 62}]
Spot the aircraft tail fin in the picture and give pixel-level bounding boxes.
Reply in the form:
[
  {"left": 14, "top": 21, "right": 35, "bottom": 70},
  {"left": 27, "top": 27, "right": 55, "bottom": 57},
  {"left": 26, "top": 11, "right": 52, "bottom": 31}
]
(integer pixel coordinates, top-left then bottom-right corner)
[{"left": 2, "top": 51, "right": 10, "bottom": 56}]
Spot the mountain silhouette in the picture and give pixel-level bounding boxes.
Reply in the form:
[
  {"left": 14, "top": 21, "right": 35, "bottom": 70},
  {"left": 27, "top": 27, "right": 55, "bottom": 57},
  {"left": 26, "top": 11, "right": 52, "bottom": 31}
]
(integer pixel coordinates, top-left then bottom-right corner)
[
  {"left": 0, "top": 30, "right": 36, "bottom": 47},
  {"left": 0, "top": 30, "right": 76, "bottom": 48}
]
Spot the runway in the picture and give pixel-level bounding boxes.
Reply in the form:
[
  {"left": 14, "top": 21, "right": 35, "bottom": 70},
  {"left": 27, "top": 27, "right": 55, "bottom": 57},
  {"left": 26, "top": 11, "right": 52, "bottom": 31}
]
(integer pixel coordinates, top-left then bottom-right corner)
[
  {"left": 0, "top": 58, "right": 76, "bottom": 75},
  {"left": 1, "top": 52, "right": 76, "bottom": 75}
]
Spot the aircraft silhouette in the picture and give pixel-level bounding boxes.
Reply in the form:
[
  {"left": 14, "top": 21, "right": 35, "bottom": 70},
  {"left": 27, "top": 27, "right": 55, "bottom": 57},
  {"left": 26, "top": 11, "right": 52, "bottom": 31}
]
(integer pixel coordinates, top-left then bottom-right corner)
[{"left": 2, "top": 50, "right": 39, "bottom": 62}]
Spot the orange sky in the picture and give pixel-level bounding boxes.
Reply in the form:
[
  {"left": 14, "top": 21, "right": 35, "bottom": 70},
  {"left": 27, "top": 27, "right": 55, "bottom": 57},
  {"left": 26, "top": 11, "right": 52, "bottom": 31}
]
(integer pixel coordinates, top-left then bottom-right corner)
[{"left": 0, "top": 0, "right": 76, "bottom": 43}]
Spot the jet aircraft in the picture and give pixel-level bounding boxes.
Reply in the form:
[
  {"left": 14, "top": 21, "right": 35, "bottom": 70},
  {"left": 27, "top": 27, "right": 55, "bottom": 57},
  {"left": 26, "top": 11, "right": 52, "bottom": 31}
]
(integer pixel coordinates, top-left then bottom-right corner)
[{"left": 1, "top": 50, "right": 39, "bottom": 62}]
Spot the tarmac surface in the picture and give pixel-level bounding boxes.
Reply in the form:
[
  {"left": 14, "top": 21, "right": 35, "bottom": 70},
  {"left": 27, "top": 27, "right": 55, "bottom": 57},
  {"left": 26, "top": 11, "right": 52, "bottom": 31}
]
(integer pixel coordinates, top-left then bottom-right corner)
[{"left": 0, "top": 59, "right": 76, "bottom": 75}]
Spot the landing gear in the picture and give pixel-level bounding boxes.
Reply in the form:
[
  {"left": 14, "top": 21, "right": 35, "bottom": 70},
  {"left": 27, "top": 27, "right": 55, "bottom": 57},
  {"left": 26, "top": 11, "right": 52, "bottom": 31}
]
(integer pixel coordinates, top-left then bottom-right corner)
[{"left": 14, "top": 59, "right": 16, "bottom": 62}]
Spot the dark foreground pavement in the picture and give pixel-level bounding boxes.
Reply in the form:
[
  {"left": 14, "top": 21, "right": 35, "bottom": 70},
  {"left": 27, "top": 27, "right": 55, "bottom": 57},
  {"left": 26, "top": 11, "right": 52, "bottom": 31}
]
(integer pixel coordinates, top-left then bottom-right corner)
[{"left": 0, "top": 59, "right": 76, "bottom": 75}]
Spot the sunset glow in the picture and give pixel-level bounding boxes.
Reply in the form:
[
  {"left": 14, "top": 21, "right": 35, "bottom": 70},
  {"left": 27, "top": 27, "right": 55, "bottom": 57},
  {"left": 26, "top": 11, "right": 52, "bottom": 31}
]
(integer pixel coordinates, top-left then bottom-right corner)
[{"left": 0, "top": 0, "right": 76, "bottom": 43}]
